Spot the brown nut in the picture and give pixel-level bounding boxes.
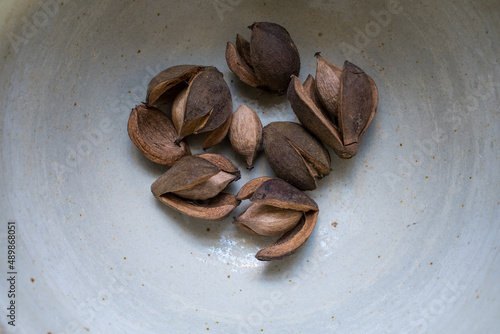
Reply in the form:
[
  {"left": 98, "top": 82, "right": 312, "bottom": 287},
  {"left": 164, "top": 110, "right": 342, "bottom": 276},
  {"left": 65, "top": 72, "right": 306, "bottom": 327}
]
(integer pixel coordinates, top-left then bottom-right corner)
[
  {"left": 202, "top": 111, "right": 232, "bottom": 150},
  {"left": 226, "top": 22, "right": 300, "bottom": 94},
  {"left": 229, "top": 105, "right": 263, "bottom": 168},
  {"left": 171, "top": 67, "right": 233, "bottom": 143},
  {"left": 338, "top": 61, "right": 378, "bottom": 151},
  {"left": 263, "top": 122, "right": 331, "bottom": 191},
  {"left": 147, "top": 65, "right": 233, "bottom": 149},
  {"left": 146, "top": 65, "right": 204, "bottom": 106},
  {"left": 234, "top": 178, "right": 319, "bottom": 260},
  {"left": 288, "top": 58, "right": 378, "bottom": 158},
  {"left": 157, "top": 193, "right": 241, "bottom": 222},
  {"left": 234, "top": 203, "right": 304, "bottom": 236},
  {"left": 127, "top": 104, "right": 190, "bottom": 165},
  {"left": 250, "top": 178, "right": 318, "bottom": 212},
  {"left": 315, "top": 53, "right": 342, "bottom": 119},
  {"left": 151, "top": 154, "right": 241, "bottom": 221},
  {"left": 236, "top": 176, "right": 272, "bottom": 200},
  {"left": 256, "top": 210, "right": 319, "bottom": 261}
]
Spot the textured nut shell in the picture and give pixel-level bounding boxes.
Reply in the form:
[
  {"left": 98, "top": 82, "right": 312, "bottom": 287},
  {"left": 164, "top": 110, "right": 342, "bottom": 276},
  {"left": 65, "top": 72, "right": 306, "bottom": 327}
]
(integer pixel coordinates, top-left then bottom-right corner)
[
  {"left": 151, "top": 155, "right": 220, "bottom": 198},
  {"left": 184, "top": 67, "right": 233, "bottom": 134},
  {"left": 173, "top": 171, "right": 237, "bottom": 200},
  {"left": 251, "top": 178, "right": 318, "bottom": 212},
  {"left": 263, "top": 122, "right": 330, "bottom": 191},
  {"left": 287, "top": 75, "right": 351, "bottom": 158},
  {"left": 156, "top": 193, "right": 241, "bottom": 221},
  {"left": 225, "top": 42, "right": 260, "bottom": 88},
  {"left": 202, "top": 111, "right": 232, "bottom": 150},
  {"left": 229, "top": 105, "right": 263, "bottom": 167},
  {"left": 198, "top": 153, "right": 240, "bottom": 175},
  {"left": 127, "top": 105, "right": 190, "bottom": 165},
  {"left": 303, "top": 74, "right": 326, "bottom": 113},
  {"left": 236, "top": 223, "right": 262, "bottom": 236},
  {"left": 274, "top": 121, "right": 330, "bottom": 177},
  {"left": 338, "top": 61, "right": 378, "bottom": 148},
  {"left": 171, "top": 83, "right": 213, "bottom": 139},
  {"left": 264, "top": 129, "right": 316, "bottom": 191},
  {"left": 146, "top": 65, "right": 203, "bottom": 106},
  {"left": 236, "top": 34, "right": 253, "bottom": 69},
  {"left": 236, "top": 176, "right": 273, "bottom": 201},
  {"left": 171, "top": 86, "right": 189, "bottom": 133},
  {"left": 249, "top": 22, "right": 300, "bottom": 94},
  {"left": 315, "top": 53, "right": 342, "bottom": 118},
  {"left": 256, "top": 210, "right": 319, "bottom": 261},
  {"left": 234, "top": 203, "right": 304, "bottom": 236},
  {"left": 287, "top": 140, "right": 330, "bottom": 177}
]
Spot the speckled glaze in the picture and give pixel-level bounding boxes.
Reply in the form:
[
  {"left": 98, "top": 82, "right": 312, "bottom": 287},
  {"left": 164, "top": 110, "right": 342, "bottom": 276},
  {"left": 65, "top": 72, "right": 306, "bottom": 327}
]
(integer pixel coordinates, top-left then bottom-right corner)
[{"left": 1, "top": 1, "right": 499, "bottom": 333}]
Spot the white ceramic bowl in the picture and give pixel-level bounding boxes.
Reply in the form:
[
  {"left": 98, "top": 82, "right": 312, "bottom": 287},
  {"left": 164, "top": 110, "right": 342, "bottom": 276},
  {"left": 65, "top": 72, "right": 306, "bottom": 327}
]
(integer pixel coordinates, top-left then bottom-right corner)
[{"left": 1, "top": 1, "right": 499, "bottom": 333}]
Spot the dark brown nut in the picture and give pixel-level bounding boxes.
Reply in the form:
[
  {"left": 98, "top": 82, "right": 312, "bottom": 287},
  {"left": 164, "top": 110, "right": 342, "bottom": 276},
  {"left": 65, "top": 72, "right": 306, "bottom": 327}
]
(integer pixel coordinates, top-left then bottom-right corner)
[
  {"left": 151, "top": 154, "right": 241, "bottom": 221},
  {"left": 127, "top": 104, "right": 190, "bottom": 165},
  {"left": 338, "top": 61, "right": 378, "bottom": 151},
  {"left": 147, "top": 65, "right": 233, "bottom": 149},
  {"left": 250, "top": 178, "right": 318, "bottom": 212},
  {"left": 171, "top": 67, "right": 233, "bottom": 143},
  {"left": 263, "top": 122, "right": 331, "bottom": 191},
  {"left": 229, "top": 105, "right": 263, "bottom": 168},
  {"left": 226, "top": 22, "right": 300, "bottom": 95},
  {"left": 236, "top": 34, "right": 253, "bottom": 69},
  {"left": 146, "top": 65, "right": 204, "bottom": 106},
  {"left": 234, "top": 178, "right": 319, "bottom": 260},
  {"left": 288, "top": 58, "right": 378, "bottom": 158}
]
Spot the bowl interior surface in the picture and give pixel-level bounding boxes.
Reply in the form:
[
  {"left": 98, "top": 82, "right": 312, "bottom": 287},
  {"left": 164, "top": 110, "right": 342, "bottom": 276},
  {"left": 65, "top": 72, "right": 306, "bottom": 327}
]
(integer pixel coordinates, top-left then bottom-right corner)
[{"left": 0, "top": 1, "right": 499, "bottom": 333}]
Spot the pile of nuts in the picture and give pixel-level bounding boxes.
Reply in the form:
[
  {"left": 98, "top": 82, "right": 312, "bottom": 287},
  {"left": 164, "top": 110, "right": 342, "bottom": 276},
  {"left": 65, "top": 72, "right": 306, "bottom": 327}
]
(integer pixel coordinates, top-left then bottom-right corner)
[{"left": 127, "top": 22, "right": 378, "bottom": 261}]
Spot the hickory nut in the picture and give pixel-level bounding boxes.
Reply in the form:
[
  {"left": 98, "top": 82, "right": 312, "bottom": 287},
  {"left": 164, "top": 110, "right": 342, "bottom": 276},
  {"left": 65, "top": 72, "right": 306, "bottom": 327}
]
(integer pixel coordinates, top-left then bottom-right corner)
[
  {"left": 288, "top": 55, "right": 378, "bottom": 158},
  {"left": 146, "top": 65, "right": 233, "bottom": 150},
  {"left": 234, "top": 178, "right": 319, "bottom": 261},
  {"left": 127, "top": 104, "right": 191, "bottom": 165},
  {"left": 151, "top": 154, "right": 241, "bottom": 221},
  {"left": 226, "top": 22, "right": 300, "bottom": 95},
  {"left": 229, "top": 104, "right": 263, "bottom": 168},
  {"left": 263, "top": 122, "right": 331, "bottom": 191}
]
